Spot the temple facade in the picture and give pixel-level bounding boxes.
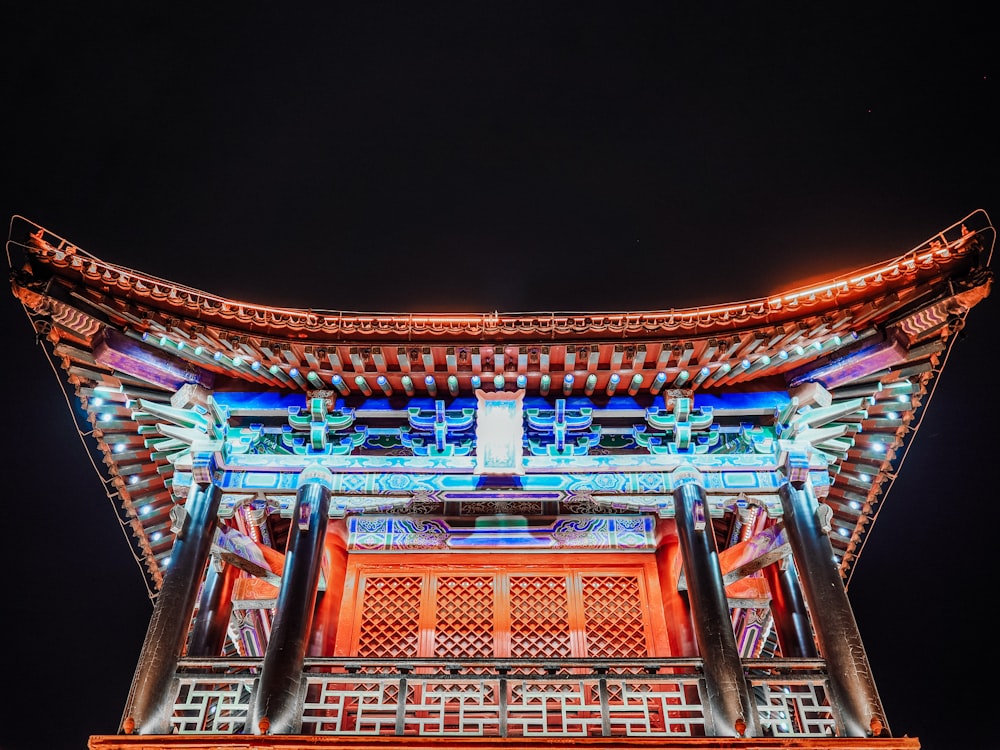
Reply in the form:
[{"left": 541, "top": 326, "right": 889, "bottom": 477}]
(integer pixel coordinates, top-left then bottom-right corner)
[{"left": 8, "top": 211, "right": 994, "bottom": 750}]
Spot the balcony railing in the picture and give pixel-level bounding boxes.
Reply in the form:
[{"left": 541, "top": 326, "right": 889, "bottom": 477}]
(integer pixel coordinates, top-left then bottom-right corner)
[{"left": 164, "top": 657, "right": 838, "bottom": 738}]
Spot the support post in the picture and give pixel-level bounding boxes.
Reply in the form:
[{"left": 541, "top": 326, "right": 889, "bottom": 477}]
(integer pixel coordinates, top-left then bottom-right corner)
[
  {"left": 673, "top": 481, "right": 759, "bottom": 737},
  {"left": 125, "top": 476, "right": 222, "bottom": 734},
  {"left": 312, "top": 518, "right": 350, "bottom": 656},
  {"left": 778, "top": 478, "right": 886, "bottom": 737},
  {"left": 250, "top": 465, "right": 333, "bottom": 734},
  {"left": 186, "top": 553, "right": 238, "bottom": 656},
  {"left": 653, "top": 517, "right": 698, "bottom": 656},
  {"left": 763, "top": 556, "right": 817, "bottom": 658}
]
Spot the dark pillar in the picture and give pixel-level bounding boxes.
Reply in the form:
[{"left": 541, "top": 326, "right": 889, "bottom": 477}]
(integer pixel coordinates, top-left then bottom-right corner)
[
  {"left": 311, "top": 518, "right": 350, "bottom": 656},
  {"left": 778, "top": 480, "right": 885, "bottom": 737},
  {"left": 762, "top": 557, "right": 817, "bottom": 658},
  {"left": 187, "top": 554, "right": 239, "bottom": 656},
  {"left": 250, "top": 465, "right": 333, "bottom": 734},
  {"left": 673, "top": 481, "right": 759, "bottom": 737},
  {"left": 653, "top": 517, "right": 698, "bottom": 656},
  {"left": 125, "top": 478, "right": 222, "bottom": 734}
]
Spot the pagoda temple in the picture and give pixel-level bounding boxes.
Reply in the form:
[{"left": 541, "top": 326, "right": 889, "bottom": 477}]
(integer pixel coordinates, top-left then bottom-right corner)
[{"left": 7, "top": 211, "right": 994, "bottom": 750}]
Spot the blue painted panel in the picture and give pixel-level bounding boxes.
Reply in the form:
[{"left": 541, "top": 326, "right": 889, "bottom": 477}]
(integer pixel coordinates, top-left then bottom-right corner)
[
  {"left": 213, "top": 391, "right": 307, "bottom": 410},
  {"left": 693, "top": 391, "right": 790, "bottom": 411}
]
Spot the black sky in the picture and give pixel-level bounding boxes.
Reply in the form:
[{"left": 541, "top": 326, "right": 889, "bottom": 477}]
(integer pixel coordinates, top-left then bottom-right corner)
[{"left": 2, "top": 5, "right": 997, "bottom": 749}]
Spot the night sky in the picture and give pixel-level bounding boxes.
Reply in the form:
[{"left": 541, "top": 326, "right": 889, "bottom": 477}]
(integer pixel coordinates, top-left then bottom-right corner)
[{"left": 2, "top": 6, "right": 996, "bottom": 749}]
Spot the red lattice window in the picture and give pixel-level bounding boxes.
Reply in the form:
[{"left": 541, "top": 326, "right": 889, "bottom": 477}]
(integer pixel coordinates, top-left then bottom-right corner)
[
  {"left": 581, "top": 574, "right": 647, "bottom": 658},
  {"left": 508, "top": 575, "right": 574, "bottom": 658},
  {"left": 433, "top": 575, "right": 496, "bottom": 658},
  {"left": 355, "top": 574, "right": 423, "bottom": 658},
  {"left": 345, "top": 558, "right": 656, "bottom": 660}
]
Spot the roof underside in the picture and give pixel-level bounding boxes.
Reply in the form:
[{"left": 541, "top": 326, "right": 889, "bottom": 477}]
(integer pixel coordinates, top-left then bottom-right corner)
[{"left": 6, "top": 211, "right": 995, "bottom": 592}]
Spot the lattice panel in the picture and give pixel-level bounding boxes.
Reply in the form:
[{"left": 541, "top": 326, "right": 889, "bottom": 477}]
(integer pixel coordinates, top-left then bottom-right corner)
[
  {"left": 172, "top": 678, "right": 253, "bottom": 734},
  {"left": 356, "top": 575, "right": 423, "bottom": 658},
  {"left": 301, "top": 672, "right": 708, "bottom": 737},
  {"left": 402, "top": 678, "right": 500, "bottom": 734},
  {"left": 753, "top": 679, "right": 836, "bottom": 737},
  {"left": 434, "top": 576, "right": 495, "bottom": 658},
  {"left": 581, "top": 575, "right": 648, "bottom": 658},
  {"left": 509, "top": 576, "right": 573, "bottom": 659},
  {"left": 507, "top": 679, "right": 602, "bottom": 736}
]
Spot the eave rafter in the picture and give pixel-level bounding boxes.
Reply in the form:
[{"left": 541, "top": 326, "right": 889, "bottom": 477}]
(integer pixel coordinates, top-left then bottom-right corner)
[{"left": 6, "top": 211, "right": 994, "bottom": 592}]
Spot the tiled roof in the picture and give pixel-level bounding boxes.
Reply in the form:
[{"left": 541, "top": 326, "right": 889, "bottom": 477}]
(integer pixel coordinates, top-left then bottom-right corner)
[{"left": 7, "top": 211, "right": 994, "bottom": 591}]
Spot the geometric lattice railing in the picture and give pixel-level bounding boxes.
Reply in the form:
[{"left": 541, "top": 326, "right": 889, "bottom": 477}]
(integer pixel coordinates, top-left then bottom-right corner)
[
  {"left": 168, "top": 657, "right": 839, "bottom": 738},
  {"left": 747, "top": 663, "right": 838, "bottom": 738}
]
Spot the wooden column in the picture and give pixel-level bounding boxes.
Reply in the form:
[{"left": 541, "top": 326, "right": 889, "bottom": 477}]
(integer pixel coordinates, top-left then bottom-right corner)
[
  {"left": 763, "top": 556, "right": 818, "bottom": 658},
  {"left": 186, "top": 553, "right": 239, "bottom": 657},
  {"left": 250, "top": 465, "right": 333, "bottom": 734},
  {"left": 778, "top": 478, "right": 885, "bottom": 737},
  {"left": 673, "top": 481, "right": 759, "bottom": 737},
  {"left": 125, "top": 476, "right": 222, "bottom": 734},
  {"left": 653, "top": 517, "right": 698, "bottom": 656},
  {"left": 311, "top": 518, "right": 350, "bottom": 656}
]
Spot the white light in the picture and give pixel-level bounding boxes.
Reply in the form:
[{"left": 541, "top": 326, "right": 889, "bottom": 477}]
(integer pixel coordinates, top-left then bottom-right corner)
[
  {"left": 140, "top": 504, "right": 151, "bottom": 514},
  {"left": 162, "top": 556, "right": 171, "bottom": 567},
  {"left": 151, "top": 531, "right": 162, "bottom": 541},
  {"left": 99, "top": 413, "right": 113, "bottom": 422},
  {"left": 885, "top": 411, "right": 898, "bottom": 420},
  {"left": 129, "top": 476, "right": 139, "bottom": 485},
  {"left": 898, "top": 395, "right": 908, "bottom": 403},
  {"left": 114, "top": 443, "right": 126, "bottom": 453},
  {"left": 838, "top": 527, "right": 850, "bottom": 537},
  {"left": 92, "top": 397, "right": 104, "bottom": 406},
  {"left": 849, "top": 501, "right": 860, "bottom": 510}
]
